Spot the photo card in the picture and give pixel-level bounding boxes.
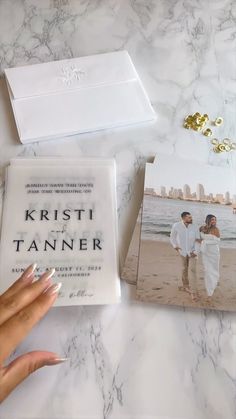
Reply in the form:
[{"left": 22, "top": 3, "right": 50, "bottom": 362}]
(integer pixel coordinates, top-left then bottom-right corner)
[{"left": 137, "top": 154, "right": 236, "bottom": 311}]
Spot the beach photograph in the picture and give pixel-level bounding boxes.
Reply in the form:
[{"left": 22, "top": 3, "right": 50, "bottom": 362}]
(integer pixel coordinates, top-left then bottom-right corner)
[{"left": 136, "top": 155, "right": 236, "bottom": 311}]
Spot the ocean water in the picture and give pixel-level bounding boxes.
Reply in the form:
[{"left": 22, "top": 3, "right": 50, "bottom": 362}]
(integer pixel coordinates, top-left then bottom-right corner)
[{"left": 142, "top": 195, "right": 236, "bottom": 249}]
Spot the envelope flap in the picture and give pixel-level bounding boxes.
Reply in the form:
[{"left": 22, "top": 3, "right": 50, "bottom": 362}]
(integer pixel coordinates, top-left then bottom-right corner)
[{"left": 5, "top": 51, "right": 138, "bottom": 99}]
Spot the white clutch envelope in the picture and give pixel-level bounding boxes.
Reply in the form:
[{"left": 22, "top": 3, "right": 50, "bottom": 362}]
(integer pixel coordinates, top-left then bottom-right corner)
[{"left": 4, "top": 50, "right": 156, "bottom": 144}]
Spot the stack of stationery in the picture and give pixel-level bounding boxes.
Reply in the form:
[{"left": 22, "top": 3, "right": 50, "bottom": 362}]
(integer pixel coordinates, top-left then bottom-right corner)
[
  {"left": 122, "top": 154, "right": 236, "bottom": 312},
  {"left": 0, "top": 158, "right": 120, "bottom": 306}
]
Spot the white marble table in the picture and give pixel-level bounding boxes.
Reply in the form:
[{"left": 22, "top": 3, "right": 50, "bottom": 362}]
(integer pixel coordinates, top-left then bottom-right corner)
[{"left": 0, "top": 1, "right": 236, "bottom": 418}]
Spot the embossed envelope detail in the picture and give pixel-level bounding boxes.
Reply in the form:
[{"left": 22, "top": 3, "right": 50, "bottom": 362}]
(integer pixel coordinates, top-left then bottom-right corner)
[{"left": 4, "top": 51, "right": 156, "bottom": 144}]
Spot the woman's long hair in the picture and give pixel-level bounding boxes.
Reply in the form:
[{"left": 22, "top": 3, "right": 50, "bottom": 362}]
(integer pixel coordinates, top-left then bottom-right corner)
[{"left": 205, "top": 214, "right": 216, "bottom": 229}]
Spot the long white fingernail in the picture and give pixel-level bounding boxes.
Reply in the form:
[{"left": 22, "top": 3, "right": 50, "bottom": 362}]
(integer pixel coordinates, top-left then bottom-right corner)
[
  {"left": 46, "top": 357, "right": 69, "bottom": 365},
  {"left": 39, "top": 268, "right": 56, "bottom": 284},
  {"left": 46, "top": 268, "right": 55, "bottom": 278},
  {"left": 45, "top": 282, "right": 62, "bottom": 295},
  {"left": 22, "top": 263, "right": 37, "bottom": 280}
]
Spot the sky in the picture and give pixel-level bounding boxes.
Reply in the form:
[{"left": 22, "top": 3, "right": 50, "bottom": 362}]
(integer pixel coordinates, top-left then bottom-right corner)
[{"left": 145, "top": 154, "right": 236, "bottom": 196}]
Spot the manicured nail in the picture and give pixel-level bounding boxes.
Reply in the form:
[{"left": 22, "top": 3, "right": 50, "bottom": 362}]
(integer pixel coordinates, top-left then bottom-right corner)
[
  {"left": 22, "top": 263, "right": 37, "bottom": 281},
  {"left": 39, "top": 268, "right": 56, "bottom": 284},
  {"left": 46, "top": 357, "right": 69, "bottom": 366},
  {"left": 45, "top": 282, "right": 62, "bottom": 295}
]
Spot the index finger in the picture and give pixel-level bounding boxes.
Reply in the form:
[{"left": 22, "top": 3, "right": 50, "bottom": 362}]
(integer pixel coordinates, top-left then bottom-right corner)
[{"left": 0, "top": 283, "right": 61, "bottom": 364}]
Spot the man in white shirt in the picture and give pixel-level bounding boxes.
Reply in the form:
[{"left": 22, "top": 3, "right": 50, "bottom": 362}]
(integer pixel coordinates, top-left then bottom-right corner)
[{"left": 170, "top": 211, "right": 200, "bottom": 301}]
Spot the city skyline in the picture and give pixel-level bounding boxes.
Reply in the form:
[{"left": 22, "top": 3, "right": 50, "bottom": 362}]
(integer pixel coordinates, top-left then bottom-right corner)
[
  {"left": 145, "top": 183, "right": 236, "bottom": 205},
  {"left": 145, "top": 156, "right": 236, "bottom": 197}
]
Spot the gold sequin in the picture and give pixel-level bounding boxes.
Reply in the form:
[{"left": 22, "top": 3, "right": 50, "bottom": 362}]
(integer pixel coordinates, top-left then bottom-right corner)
[
  {"left": 214, "top": 117, "right": 223, "bottom": 126},
  {"left": 184, "top": 115, "right": 192, "bottom": 122},
  {"left": 183, "top": 112, "right": 235, "bottom": 153},
  {"left": 203, "top": 128, "right": 212, "bottom": 137},
  {"left": 183, "top": 122, "right": 191, "bottom": 129},
  {"left": 218, "top": 144, "right": 226, "bottom": 152},
  {"left": 183, "top": 112, "right": 208, "bottom": 131}
]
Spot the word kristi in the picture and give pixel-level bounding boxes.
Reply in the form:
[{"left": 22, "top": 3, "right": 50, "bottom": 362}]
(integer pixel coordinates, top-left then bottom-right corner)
[{"left": 24, "top": 208, "right": 94, "bottom": 221}]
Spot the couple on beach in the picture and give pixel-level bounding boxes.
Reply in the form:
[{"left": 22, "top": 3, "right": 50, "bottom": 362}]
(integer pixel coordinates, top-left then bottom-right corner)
[{"left": 170, "top": 212, "right": 220, "bottom": 302}]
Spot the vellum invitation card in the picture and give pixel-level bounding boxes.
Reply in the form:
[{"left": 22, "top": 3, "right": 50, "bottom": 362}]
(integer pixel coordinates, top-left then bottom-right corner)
[
  {"left": 0, "top": 158, "right": 120, "bottom": 306},
  {"left": 136, "top": 154, "right": 236, "bottom": 311}
]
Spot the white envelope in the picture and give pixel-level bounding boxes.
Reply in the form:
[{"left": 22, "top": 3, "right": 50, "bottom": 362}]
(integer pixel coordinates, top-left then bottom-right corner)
[{"left": 5, "top": 51, "right": 156, "bottom": 144}]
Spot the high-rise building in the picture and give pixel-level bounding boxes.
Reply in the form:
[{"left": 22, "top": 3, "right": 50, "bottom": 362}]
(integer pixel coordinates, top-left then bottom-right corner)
[
  {"left": 161, "top": 186, "right": 167, "bottom": 198},
  {"left": 196, "top": 183, "right": 205, "bottom": 200},
  {"left": 215, "top": 194, "right": 224, "bottom": 203},
  {"left": 178, "top": 189, "right": 183, "bottom": 199},
  {"left": 145, "top": 187, "right": 155, "bottom": 195},
  {"left": 173, "top": 189, "right": 179, "bottom": 199},
  {"left": 169, "top": 187, "right": 174, "bottom": 198},
  {"left": 183, "top": 184, "right": 191, "bottom": 199},
  {"left": 225, "top": 191, "right": 231, "bottom": 204}
]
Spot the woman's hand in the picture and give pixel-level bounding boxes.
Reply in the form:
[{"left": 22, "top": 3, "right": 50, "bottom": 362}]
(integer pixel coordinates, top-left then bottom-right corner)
[
  {"left": 0, "top": 264, "right": 65, "bottom": 403},
  {"left": 175, "top": 246, "right": 182, "bottom": 252}
]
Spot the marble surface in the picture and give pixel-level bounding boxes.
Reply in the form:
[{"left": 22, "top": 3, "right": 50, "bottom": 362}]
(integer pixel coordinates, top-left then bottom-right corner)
[{"left": 0, "top": 1, "right": 236, "bottom": 418}]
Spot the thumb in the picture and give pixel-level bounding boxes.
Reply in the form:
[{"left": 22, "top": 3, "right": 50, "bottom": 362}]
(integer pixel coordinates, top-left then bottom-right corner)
[{"left": 0, "top": 351, "right": 67, "bottom": 403}]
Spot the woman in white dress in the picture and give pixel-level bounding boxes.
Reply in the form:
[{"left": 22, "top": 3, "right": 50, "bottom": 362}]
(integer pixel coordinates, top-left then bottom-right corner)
[{"left": 199, "top": 214, "right": 220, "bottom": 301}]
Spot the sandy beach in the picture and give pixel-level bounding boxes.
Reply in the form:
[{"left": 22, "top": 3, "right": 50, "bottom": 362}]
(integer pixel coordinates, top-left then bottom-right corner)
[{"left": 122, "top": 222, "right": 236, "bottom": 311}]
